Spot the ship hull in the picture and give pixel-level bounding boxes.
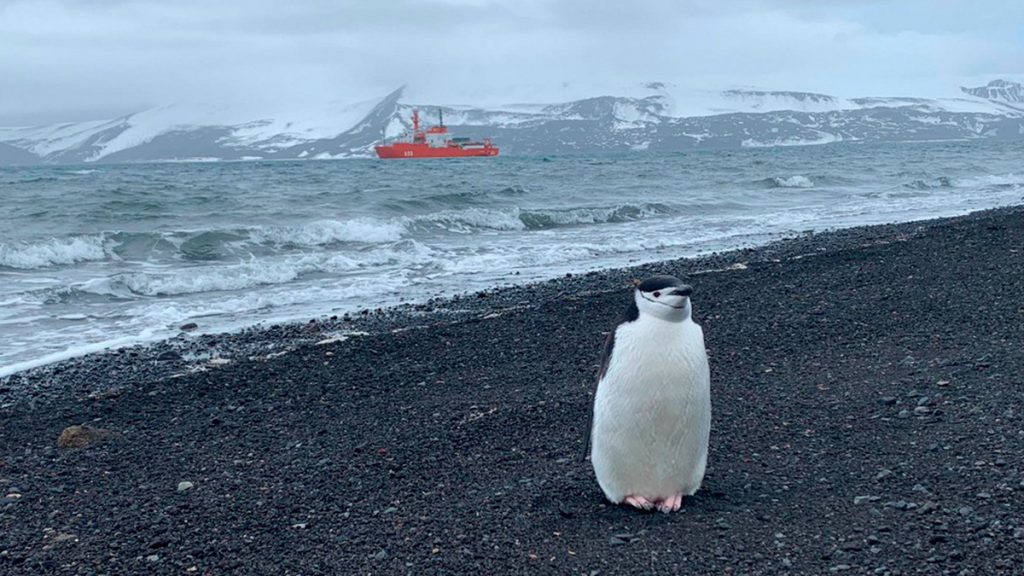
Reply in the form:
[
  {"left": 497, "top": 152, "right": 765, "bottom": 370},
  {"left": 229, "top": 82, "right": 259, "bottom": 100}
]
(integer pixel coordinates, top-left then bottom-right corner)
[{"left": 375, "top": 143, "right": 499, "bottom": 159}]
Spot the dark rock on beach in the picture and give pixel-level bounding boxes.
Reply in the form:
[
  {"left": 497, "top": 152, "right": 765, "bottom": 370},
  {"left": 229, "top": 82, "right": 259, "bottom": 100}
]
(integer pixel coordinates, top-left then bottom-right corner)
[
  {"left": 55, "top": 425, "right": 116, "bottom": 449},
  {"left": 2, "top": 206, "right": 1024, "bottom": 574}
]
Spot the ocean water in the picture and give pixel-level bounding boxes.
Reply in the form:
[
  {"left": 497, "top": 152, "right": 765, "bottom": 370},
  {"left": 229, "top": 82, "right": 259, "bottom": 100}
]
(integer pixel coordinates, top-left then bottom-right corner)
[{"left": 2, "top": 141, "right": 1023, "bottom": 376}]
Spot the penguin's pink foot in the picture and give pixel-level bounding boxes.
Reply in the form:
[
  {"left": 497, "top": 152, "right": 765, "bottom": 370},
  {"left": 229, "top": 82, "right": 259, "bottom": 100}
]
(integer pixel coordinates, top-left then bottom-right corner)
[
  {"left": 624, "top": 495, "right": 654, "bottom": 510},
  {"left": 655, "top": 493, "right": 683, "bottom": 513}
]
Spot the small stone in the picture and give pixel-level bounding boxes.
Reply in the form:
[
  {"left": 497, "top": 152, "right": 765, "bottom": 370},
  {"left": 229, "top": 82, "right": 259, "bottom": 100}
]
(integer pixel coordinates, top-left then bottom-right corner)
[
  {"left": 879, "top": 397, "right": 897, "bottom": 405},
  {"left": 372, "top": 549, "right": 388, "bottom": 560},
  {"left": 897, "top": 409, "right": 910, "bottom": 419},
  {"left": 177, "top": 481, "right": 194, "bottom": 492},
  {"left": 383, "top": 506, "right": 397, "bottom": 514},
  {"left": 854, "top": 496, "right": 880, "bottom": 505},
  {"left": 914, "top": 406, "right": 930, "bottom": 415},
  {"left": 50, "top": 533, "right": 77, "bottom": 544},
  {"left": 829, "top": 565, "right": 852, "bottom": 573},
  {"left": 147, "top": 554, "right": 160, "bottom": 562},
  {"left": 875, "top": 469, "right": 893, "bottom": 481},
  {"left": 156, "top": 350, "right": 181, "bottom": 362},
  {"left": 180, "top": 322, "right": 198, "bottom": 331},
  {"left": 86, "top": 388, "right": 123, "bottom": 401},
  {"left": 917, "top": 397, "right": 930, "bottom": 407}
]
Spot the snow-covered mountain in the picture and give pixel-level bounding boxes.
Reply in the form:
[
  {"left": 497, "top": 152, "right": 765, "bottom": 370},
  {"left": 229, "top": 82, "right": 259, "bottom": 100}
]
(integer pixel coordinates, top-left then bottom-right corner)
[{"left": 1, "top": 80, "right": 1022, "bottom": 164}]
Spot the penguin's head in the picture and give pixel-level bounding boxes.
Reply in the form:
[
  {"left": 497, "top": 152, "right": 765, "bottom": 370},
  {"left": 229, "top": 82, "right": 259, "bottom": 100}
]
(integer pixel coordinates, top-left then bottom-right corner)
[{"left": 633, "top": 275, "right": 693, "bottom": 321}]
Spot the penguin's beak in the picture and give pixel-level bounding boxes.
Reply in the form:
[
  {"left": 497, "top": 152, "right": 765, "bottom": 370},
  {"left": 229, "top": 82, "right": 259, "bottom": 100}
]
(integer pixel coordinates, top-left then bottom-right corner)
[{"left": 670, "top": 285, "right": 693, "bottom": 297}]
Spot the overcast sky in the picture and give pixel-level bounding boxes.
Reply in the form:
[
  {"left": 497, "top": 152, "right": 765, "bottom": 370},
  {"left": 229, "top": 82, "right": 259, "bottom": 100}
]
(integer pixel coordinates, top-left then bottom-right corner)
[{"left": 2, "top": 0, "right": 1023, "bottom": 125}]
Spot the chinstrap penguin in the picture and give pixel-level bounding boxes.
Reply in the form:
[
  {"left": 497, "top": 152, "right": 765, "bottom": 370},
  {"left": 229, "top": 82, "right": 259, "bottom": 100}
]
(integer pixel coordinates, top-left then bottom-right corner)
[{"left": 587, "top": 275, "right": 711, "bottom": 512}]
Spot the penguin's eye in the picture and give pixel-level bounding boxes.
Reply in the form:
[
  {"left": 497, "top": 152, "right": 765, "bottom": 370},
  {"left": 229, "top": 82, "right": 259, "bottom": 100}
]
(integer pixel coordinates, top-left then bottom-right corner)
[{"left": 652, "top": 291, "right": 661, "bottom": 298}]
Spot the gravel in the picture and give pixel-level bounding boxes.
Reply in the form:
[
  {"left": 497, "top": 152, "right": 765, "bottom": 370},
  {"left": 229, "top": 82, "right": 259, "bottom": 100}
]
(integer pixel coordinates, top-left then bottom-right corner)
[{"left": 2, "top": 205, "right": 1023, "bottom": 574}]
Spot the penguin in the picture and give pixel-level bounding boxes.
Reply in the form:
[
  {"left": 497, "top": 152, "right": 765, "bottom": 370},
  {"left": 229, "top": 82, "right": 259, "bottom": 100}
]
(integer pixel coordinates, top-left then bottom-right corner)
[{"left": 587, "top": 275, "right": 711, "bottom": 512}]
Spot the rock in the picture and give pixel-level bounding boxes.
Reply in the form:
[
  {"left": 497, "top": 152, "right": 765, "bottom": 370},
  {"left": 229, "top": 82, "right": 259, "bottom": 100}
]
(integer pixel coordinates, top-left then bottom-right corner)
[
  {"left": 57, "top": 425, "right": 115, "bottom": 448},
  {"left": 854, "top": 495, "right": 880, "bottom": 505},
  {"left": 180, "top": 322, "right": 198, "bottom": 331},
  {"left": 373, "top": 549, "right": 388, "bottom": 560},
  {"left": 156, "top": 350, "right": 182, "bottom": 362},
  {"left": 177, "top": 481, "right": 195, "bottom": 492},
  {"left": 557, "top": 503, "right": 575, "bottom": 518},
  {"left": 875, "top": 469, "right": 893, "bottom": 481},
  {"left": 48, "top": 533, "right": 77, "bottom": 545},
  {"left": 86, "top": 388, "right": 123, "bottom": 400}
]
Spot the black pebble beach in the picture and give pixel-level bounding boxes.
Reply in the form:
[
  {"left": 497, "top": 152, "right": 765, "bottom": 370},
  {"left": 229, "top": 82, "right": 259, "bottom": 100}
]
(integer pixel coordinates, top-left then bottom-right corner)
[{"left": 2, "top": 206, "right": 1023, "bottom": 575}]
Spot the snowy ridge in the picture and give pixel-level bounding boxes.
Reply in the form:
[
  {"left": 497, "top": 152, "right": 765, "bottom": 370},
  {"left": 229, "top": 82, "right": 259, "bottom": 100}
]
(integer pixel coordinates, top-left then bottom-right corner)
[{"left": 1, "top": 80, "right": 1023, "bottom": 163}]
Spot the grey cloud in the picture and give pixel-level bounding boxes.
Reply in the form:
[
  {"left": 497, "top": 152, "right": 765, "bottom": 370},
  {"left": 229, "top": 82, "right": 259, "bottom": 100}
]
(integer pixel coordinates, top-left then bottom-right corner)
[{"left": 0, "top": 0, "right": 1021, "bottom": 125}]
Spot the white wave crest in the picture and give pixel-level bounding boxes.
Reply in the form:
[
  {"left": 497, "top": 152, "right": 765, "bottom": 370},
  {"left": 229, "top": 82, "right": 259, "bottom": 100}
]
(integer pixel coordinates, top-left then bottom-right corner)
[
  {"left": 121, "top": 260, "right": 306, "bottom": 296},
  {"left": 416, "top": 208, "right": 527, "bottom": 233},
  {"left": 0, "top": 235, "right": 108, "bottom": 269},
  {"left": 954, "top": 173, "right": 1024, "bottom": 188},
  {"left": 521, "top": 203, "right": 670, "bottom": 228},
  {"left": 771, "top": 175, "right": 815, "bottom": 188},
  {"left": 250, "top": 218, "right": 406, "bottom": 246},
  {"left": 114, "top": 241, "right": 437, "bottom": 297}
]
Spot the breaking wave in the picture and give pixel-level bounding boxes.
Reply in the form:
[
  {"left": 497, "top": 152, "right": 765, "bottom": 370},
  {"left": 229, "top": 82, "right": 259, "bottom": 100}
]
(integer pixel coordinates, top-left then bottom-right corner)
[
  {"left": 955, "top": 173, "right": 1024, "bottom": 189},
  {"left": 761, "top": 175, "right": 815, "bottom": 188},
  {"left": 249, "top": 218, "right": 406, "bottom": 247},
  {"left": 406, "top": 203, "right": 675, "bottom": 234},
  {"left": 0, "top": 235, "right": 110, "bottom": 269},
  {"left": 518, "top": 203, "right": 675, "bottom": 229},
  {"left": 106, "top": 240, "right": 436, "bottom": 297},
  {"left": 903, "top": 176, "right": 954, "bottom": 190}
]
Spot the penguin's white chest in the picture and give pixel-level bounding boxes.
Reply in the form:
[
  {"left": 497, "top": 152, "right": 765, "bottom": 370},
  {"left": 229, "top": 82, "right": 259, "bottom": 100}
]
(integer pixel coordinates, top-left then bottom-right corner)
[{"left": 591, "top": 317, "right": 711, "bottom": 503}]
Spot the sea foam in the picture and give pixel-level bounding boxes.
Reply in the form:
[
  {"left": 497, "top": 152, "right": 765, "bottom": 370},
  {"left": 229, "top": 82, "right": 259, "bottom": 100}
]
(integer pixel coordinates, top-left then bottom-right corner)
[{"left": 0, "top": 235, "right": 108, "bottom": 269}]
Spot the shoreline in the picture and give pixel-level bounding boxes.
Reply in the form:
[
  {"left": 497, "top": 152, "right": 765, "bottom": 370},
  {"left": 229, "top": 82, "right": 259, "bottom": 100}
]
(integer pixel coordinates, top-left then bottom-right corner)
[
  {"left": 3, "top": 204, "right": 1021, "bottom": 407},
  {"left": 2, "top": 205, "right": 1024, "bottom": 573}
]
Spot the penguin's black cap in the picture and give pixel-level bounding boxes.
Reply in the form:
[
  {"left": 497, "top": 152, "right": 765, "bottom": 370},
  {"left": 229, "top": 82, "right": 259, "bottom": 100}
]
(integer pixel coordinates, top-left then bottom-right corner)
[{"left": 635, "top": 275, "right": 692, "bottom": 296}]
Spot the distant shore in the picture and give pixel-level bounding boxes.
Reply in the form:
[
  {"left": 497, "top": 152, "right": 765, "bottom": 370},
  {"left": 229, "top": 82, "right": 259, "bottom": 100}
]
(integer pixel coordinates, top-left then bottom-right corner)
[{"left": 2, "top": 205, "right": 1024, "bottom": 574}]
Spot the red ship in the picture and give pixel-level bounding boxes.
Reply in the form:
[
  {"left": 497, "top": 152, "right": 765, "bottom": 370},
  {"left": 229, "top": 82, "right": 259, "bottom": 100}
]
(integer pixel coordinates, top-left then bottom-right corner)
[{"left": 375, "top": 109, "right": 499, "bottom": 159}]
